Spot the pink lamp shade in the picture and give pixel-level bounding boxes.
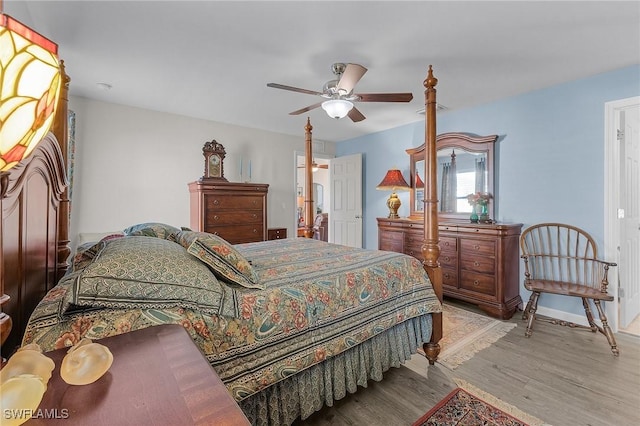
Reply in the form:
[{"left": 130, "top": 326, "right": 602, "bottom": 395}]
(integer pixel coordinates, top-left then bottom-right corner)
[
  {"left": 376, "top": 168, "right": 410, "bottom": 219},
  {"left": 1, "top": 13, "right": 61, "bottom": 172}
]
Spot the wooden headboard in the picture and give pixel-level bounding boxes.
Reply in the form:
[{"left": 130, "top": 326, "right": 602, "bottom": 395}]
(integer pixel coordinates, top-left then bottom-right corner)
[{"left": 0, "top": 63, "right": 71, "bottom": 356}]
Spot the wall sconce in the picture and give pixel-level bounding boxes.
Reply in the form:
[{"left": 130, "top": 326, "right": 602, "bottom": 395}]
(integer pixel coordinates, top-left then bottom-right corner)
[
  {"left": 0, "top": 11, "right": 61, "bottom": 196},
  {"left": 321, "top": 99, "right": 353, "bottom": 119},
  {"left": 376, "top": 168, "right": 410, "bottom": 219}
]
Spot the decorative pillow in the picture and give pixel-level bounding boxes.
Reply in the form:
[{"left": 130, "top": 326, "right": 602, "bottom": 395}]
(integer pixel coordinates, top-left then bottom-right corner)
[
  {"left": 72, "top": 233, "right": 125, "bottom": 271},
  {"left": 66, "top": 236, "right": 228, "bottom": 316},
  {"left": 173, "top": 231, "right": 262, "bottom": 289},
  {"left": 122, "top": 222, "right": 180, "bottom": 240}
]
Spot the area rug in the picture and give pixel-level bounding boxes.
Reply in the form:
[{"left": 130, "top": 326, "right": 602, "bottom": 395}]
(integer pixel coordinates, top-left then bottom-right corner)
[
  {"left": 424, "top": 303, "right": 518, "bottom": 370},
  {"left": 412, "top": 379, "right": 546, "bottom": 426}
]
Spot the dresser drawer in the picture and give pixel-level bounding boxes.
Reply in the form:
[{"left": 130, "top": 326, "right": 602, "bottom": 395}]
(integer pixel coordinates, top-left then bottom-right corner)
[
  {"left": 439, "top": 252, "right": 458, "bottom": 269},
  {"left": 268, "top": 228, "right": 287, "bottom": 240},
  {"left": 204, "top": 224, "right": 264, "bottom": 244},
  {"left": 404, "top": 244, "right": 423, "bottom": 259},
  {"left": 442, "top": 266, "right": 458, "bottom": 287},
  {"left": 460, "top": 271, "right": 495, "bottom": 296},
  {"left": 380, "top": 230, "right": 404, "bottom": 253},
  {"left": 439, "top": 236, "right": 457, "bottom": 254},
  {"left": 405, "top": 231, "right": 424, "bottom": 247},
  {"left": 460, "top": 239, "right": 495, "bottom": 257},
  {"left": 460, "top": 256, "right": 495, "bottom": 275},
  {"left": 206, "top": 210, "right": 263, "bottom": 226},
  {"left": 205, "top": 194, "right": 264, "bottom": 210}
]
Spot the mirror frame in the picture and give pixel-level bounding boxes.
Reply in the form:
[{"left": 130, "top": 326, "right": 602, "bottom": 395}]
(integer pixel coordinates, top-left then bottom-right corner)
[{"left": 406, "top": 132, "right": 498, "bottom": 221}]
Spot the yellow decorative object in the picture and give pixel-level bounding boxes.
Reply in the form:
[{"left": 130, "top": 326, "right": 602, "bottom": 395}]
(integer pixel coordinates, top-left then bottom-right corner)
[
  {"left": 0, "top": 343, "right": 55, "bottom": 387},
  {"left": 0, "top": 374, "right": 47, "bottom": 426},
  {"left": 0, "top": 13, "right": 61, "bottom": 172},
  {"left": 60, "top": 338, "right": 113, "bottom": 385}
]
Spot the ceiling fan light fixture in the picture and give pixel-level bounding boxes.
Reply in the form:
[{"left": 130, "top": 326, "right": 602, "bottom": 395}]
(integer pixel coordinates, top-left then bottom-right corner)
[{"left": 321, "top": 99, "right": 353, "bottom": 119}]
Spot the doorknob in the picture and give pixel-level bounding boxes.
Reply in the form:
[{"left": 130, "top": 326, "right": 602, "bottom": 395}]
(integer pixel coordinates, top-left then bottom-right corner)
[{"left": 355, "top": 215, "right": 362, "bottom": 219}]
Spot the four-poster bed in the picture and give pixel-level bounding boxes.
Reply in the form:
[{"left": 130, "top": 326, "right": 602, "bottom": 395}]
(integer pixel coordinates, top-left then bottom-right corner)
[{"left": 1, "top": 65, "right": 444, "bottom": 424}]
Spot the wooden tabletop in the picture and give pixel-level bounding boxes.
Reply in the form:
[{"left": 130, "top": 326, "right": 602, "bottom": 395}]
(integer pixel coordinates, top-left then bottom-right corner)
[{"left": 24, "top": 324, "right": 250, "bottom": 425}]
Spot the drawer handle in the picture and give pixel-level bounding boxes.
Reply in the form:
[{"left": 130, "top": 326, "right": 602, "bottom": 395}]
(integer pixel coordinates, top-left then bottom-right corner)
[
  {"left": 444, "top": 273, "right": 450, "bottom": 279},
  {"left": 213, "top": 199, "right": 219, "bottom": 205},
  {"left": 253, "top": 229, "right": 258, "bottom": 233},
  {"left": 474, "top": 245, "right": 480, "bottom": 250},
  {"left": 213, "top": 215, "right": 219, "bottom": 221},
  {"left": 475, "top": 229, "right": 480, "bottom": 232},
  {"left": 444, "top": 242, "right": 450, "bottom": 247},
  {"left": 252, "top": 200, "right": 257, "bottom": 205},
  {"left": 444, "top": 256, "right": 450, "bottom": 262},
  {"left": 474, "top": 261, "right": 480, "bottom": 266},
  {"left": 473, "top": 280, "right": 479, "bottom": 286},
  {"left": 252, "top": 214, "right": 257, "bottom": 219}
]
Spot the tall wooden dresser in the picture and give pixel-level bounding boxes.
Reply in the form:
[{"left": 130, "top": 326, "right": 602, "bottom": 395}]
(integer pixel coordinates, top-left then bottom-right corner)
[
  {"left": 189, "top": 180, "right": 269, "bottom": 244},
  {"left": 377, "top": 218, "right": 522, "bottom": 319}
]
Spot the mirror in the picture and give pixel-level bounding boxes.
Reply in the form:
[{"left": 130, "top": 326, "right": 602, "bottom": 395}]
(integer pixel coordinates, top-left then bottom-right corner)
[
  {"left": 314, "top": 183, "right": 324, "bottom": 213},
  {"left": 407, "top": 133, "right": 497, "bottom": 221}
]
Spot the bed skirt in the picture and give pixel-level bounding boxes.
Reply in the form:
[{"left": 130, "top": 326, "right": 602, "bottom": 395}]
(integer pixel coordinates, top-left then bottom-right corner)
[{"left": 239, "top": 314, "right": 433, "bottom": 425}]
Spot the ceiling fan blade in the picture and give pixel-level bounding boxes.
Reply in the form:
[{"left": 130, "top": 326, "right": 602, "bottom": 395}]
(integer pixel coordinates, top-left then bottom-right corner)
[
  {"left": 348, "top": 107, "right": 366, "bottom": 123},
  {"left": 337, "top": 64, "right": 367, "bottom": 94},
  {"left": 267, "top": 83, "right": 324, "bottom": 96},
  {"left": 356, "top": 93, "right": 414, "bottom": 102},
  {"left": 289, "top": 102, "right": 323, "bottom": 115}
]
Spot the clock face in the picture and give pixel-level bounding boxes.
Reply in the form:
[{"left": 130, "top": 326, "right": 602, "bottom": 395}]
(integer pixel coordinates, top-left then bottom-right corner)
[{"left": 208, "top": 154, "right": 222, "bottom": 177}]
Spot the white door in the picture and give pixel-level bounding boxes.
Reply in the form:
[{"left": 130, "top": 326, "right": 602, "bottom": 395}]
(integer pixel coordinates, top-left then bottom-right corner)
[
  {"left": 620, "top": 104, "right": 640, "bottom": 328},
  {"left": 329, "top": 153, "right": 362, "bottom": 247}
]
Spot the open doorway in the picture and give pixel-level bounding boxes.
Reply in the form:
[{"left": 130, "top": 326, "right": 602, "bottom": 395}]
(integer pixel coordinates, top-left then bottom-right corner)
[
  {"left": 604, "top": 96, "right": 640, "bottom": 336},
  {"left": 294, "top": 152, "right": 331, "bottom": 236}
]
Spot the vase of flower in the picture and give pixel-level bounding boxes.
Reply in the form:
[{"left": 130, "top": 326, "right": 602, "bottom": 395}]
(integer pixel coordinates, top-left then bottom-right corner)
[{"left": 467, "top": 192, "right": 492, "bottom": 224}]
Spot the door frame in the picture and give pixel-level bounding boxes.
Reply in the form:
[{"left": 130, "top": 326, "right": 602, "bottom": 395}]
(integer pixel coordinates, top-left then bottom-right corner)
[
  {"left": 604, "top": 95, "right": 640, "bottom": 333},
  {"left": 293, "top": 151, "right": 332, "bottom": 233}
]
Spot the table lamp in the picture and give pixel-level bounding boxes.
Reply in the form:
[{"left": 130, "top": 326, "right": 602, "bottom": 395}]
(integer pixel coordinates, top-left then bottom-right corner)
[{"left": 376, "top": 168, "right": 410, "bottom": 219}]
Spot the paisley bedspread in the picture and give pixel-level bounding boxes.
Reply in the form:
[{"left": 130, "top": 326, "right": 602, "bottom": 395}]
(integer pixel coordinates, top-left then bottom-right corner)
[{"left": 24, "top": 238, "right": 441, "bottom": 401}]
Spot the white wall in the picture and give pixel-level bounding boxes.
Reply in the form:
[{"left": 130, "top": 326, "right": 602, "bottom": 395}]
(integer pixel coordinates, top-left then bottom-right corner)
[{"left": 68, "top": 96, "right": 335, "bottom": 247}]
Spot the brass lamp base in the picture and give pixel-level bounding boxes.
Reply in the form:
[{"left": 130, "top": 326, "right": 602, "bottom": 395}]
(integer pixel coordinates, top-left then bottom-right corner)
[{"left": 386, "top": 192, "right": 401, "bottom": 219}]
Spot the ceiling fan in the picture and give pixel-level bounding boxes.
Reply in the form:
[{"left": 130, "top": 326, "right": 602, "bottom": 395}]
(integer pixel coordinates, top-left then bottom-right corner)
[
  {"left": 297, "top": 160, "right": 328, "bottom": 171},
  {"left": 267, "top": 63, "right": 413, "bottom": 122}
]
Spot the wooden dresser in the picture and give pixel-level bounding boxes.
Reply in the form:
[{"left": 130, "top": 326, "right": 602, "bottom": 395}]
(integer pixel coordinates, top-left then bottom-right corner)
[
  {"left": 189, "top": 180, "right": 269, "bottom": 244},
  {"left": 377, "top": 218, "right": 522, "bottom": 319}
]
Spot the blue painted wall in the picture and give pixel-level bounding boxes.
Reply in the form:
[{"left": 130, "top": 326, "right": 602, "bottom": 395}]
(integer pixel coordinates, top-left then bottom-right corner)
[{"left": 337, "top": 64, "right": 640, "bottom": 315}]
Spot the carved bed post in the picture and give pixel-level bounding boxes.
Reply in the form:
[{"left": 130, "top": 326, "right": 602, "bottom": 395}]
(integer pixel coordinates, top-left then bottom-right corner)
[
  {"left": 421, "top": 66, "right": 443, "bottom": 365},
  {"left": 303, "top": 118, "right": 315, "bottom": 238},
  {"left": 52, "top": 61, "right": 71, "bottom": 281}
]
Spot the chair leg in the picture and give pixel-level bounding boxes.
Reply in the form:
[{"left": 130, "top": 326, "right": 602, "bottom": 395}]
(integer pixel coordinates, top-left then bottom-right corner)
[
  {"left": 593, "top": 300, "right": 620, "bottom": 356},
  {"left": 522, "top": 297, "right": 532, "bottom": 321},
  {"left": 524, "top": 292, "right": 540, "bottom": 338},
  {"left": 581, "top": 298, "right": 598, "bottom": 332}
]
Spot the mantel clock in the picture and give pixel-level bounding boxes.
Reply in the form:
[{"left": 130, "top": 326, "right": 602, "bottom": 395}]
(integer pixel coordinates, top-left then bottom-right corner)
[{"left": 202, "top": 139, "right": 228, "bottom": 181}]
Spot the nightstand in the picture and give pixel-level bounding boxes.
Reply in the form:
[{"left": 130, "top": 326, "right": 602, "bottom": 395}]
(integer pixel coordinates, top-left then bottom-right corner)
[
  {"left": 30, "top": 325, "right": 249, "bottom": 425},
  {"left": 267, "top": 227, "right": 287, "bottom": 240}
]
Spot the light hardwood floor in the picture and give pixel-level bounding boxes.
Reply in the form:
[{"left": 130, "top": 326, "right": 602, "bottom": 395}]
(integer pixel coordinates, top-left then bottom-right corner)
[{"left": 295, "top": 301, "right": 640, "bottom": 426}]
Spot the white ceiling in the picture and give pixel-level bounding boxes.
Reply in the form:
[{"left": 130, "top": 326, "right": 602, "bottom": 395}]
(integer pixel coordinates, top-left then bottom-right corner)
[{"left": 6, "top": 1, "right": 640, "bottom": 143}]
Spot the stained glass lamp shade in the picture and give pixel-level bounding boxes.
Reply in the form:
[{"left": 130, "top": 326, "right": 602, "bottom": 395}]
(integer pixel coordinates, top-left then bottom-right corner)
[
  {"left": 376, "top": 168, "right": 410, "bottom": 219},
  {"left": 0, "top": 13, "right": 61, "bottom": 172}
]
